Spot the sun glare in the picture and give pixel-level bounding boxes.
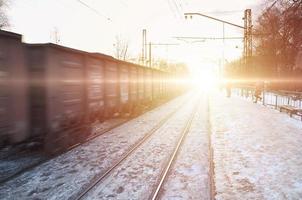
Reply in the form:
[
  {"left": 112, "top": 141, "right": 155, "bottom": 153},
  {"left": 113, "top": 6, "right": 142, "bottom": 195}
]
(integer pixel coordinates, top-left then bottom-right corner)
[{"left": 190, "top": 68, "right": 219, "bottom": 92}]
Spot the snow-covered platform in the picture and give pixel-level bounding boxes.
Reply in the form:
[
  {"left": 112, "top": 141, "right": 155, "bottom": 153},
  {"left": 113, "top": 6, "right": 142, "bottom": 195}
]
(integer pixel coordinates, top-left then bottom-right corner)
[{"left": 210, "top": 92, "right": 302, "bottom": 200}]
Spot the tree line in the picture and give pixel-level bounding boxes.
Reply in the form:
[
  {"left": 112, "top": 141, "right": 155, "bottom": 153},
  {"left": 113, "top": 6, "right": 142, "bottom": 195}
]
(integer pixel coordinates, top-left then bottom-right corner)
[
  {"left": 225, "top": 0, "right": 302, "bottom": 90},
  {"left": 0, "top": 0, "right": 9, "bottom": 28}
]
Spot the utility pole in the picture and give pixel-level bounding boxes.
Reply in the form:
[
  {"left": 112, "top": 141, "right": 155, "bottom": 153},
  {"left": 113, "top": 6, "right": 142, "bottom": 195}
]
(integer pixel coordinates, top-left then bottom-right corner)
[
  {"left": 142, "top": 30, "right": 144, "bottom": 64},
  {"left": 144, "top": 30, "right": 147, "bottom": 65},
  {"left": 243, "top": 9, "right": 252, "bottom": 74},
  {"left": 149, "top": 42, "right": 152, "bottom": 68},
  {"left": 142, "top": 29, "right": 147, "bottom": 65},
  {"left": 222, "top": 23, "right": 225, "bottom": 80}
]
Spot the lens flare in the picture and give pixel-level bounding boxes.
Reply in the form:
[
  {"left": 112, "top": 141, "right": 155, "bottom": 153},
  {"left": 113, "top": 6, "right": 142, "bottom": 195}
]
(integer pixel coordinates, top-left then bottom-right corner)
[{"left": 191, "top": 69, "right": 219, "bottom": 92}]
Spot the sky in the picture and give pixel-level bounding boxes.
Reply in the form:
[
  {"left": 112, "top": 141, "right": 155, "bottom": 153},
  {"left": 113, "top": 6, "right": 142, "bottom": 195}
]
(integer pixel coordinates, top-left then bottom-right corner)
[{"left": 4, "top": 0, "right": 264, "bottom": 75}]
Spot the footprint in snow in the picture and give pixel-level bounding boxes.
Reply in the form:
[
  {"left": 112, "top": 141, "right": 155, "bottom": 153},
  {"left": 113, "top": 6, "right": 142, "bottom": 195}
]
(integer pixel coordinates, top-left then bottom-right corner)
[{"left": 116, "top": 186, "right": 124, "bottom": 194}]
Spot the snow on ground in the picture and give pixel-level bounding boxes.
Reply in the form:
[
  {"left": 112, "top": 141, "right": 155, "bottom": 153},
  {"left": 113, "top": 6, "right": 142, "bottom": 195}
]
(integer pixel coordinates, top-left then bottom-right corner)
[
  {"left": 0, "top": 93, "right": 190, "bottom": 200},
  {"left": 82, "top": 94, "right": 199, "bottom": 200},
  {"left": 159, "top": 94, "right": 211, "bottom": 200},
  {"left": 210, "top": 92, "right": 302, "bottom": 200},
  {"left": 0, "top": 118, "right": 126, "bottom": 184},
  {"left": 0, "top": 152, "right": 44, "bottom": 183}
]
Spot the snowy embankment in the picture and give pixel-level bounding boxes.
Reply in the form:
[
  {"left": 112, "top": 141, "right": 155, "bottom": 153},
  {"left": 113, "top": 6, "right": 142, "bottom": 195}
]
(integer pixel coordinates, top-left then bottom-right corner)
[
  {"left": 210, "top": 92, "right": 302, "bottom": 200},
  {"left": 83, "top": 94, "right": 199, "bottom": 200},
  {"left": 159, "top": 95, "right": 211, "bottom": 200},
  {"left": 0, "top": 151, "right": 44, "bottom": 183},
  {"left": 0, "top": 118, "right": 126, "bottom": 184},
  {"left": 0, "top": 93, "right": 190, "bottom": 200}
]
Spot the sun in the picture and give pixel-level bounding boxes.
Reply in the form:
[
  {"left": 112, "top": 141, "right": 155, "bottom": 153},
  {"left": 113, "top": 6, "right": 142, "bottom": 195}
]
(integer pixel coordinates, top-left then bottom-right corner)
[
  {"left": 186, "top": 60, "right": 220, "bottom": 92},
  {"left": 193, "top": 69, "right": 219, "bottom": 92}
]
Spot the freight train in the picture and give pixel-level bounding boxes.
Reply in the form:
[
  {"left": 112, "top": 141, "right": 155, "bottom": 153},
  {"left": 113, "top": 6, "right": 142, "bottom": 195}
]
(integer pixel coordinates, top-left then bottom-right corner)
[{"left": 0, "top": 30, "right": 185, "bottom": 154}]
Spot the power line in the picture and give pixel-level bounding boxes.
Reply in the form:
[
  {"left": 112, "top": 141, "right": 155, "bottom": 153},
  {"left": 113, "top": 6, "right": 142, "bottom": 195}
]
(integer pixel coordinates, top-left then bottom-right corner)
[
  {"left": 174, "top": 36, "right": 244, "bottom": 44},
  {"left": 117, "top": 0, "right": 128, "bottom": 7},
  {"left": 150, "top": 43, "right": 180, "bottom": 46},
  {"left": 266, "top": 0, "right": 278, "bottom": 12},
  {"left": 175, "top": 0, "right": 187, "bottom": 21},
  {"left": 175, "top": 0, "right": 184, "bottom": 10},
  {"left": 166, "top": 0, "right": 179, "bottom": 18},
  {"left": 75, "top": 0, "right": 112, "bottom": 22},
  {"left": 204, "top": 10, "right": 245, "bottom": 15},
  {"left": 175, "top": 0, "right": 185, "bottom": 15},
  {"left": 170, "top": 0, "right": 183, "bottom": 18}
]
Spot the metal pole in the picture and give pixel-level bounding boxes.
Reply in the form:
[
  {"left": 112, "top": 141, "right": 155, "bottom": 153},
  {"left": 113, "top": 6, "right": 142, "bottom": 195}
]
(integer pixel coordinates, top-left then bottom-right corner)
[
  {"left": 222, "top": 23, "right": 225, "bottom": 80},
  {"left": 262, "top": 90, "right": 265, "bottom": 105},
  {"left": 142, "top": 29, "right": 145, "bottom": 64},
  {"left": 149, "top": 42, "right": 152, "bottom": 68},
  {"left": 144, "top": 29, "right": 147, "bottom": 65},
  {"left": 275, "top": 95, "right": 278, "bottom": 109}
]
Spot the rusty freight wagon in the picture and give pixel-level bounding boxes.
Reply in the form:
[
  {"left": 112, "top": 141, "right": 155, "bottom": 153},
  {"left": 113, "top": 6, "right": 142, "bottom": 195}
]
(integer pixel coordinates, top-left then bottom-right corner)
[
  {"left": 119, "top": 62, "right": 130, "bottom": 113},
  {"left": 0, "top": 29, "right": 186, "bottom": 153},
  {"left": 26, "top": 44, "right": 93, "bottom": 153},
  {"left": 144, "top": 68, "right": 153, "bottom": 105},
  {"left": 129, "top": 64, "right": 138, "bottom": 113},
  {"left": 103, "top": 58, "right": 120, "bottom": 118},
  {"left": 0, "top": 30, "right": 28, "bottom": 146},
  {"left": 85, "top": 54, "right": 106, "bottom": 122}
]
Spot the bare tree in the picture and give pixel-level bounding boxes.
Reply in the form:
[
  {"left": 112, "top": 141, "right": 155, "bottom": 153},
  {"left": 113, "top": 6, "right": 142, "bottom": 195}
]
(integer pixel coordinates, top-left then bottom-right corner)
[
  {"left": 0, "top": 0, "right": 9, "bottom": 29},
  {"left": 224, "top": 0, "right": 302, "bottom": 86},
  {"left": 253, "top": 0, "right": 302, "bottom": 77},
  {"left": 113, "top": 35, "right": 129, "bottom": 61}
]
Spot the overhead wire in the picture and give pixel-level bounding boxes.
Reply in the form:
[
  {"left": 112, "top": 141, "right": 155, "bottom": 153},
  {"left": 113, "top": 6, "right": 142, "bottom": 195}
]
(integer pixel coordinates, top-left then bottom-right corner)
[
  {"left": 75, "top": 0, "right": 112, "bottom": 22},
  {"left": 204, "top": 10, "right": 245, "bottom": 15},
  {"left": 171, "top": 0, "right": 183, "bottom": 18},
  {"left": 167, "top": 0, "right": 180, "bottom": 19},
  {"left": 175, "top": 0, "right": 184, "bottom": 10}
]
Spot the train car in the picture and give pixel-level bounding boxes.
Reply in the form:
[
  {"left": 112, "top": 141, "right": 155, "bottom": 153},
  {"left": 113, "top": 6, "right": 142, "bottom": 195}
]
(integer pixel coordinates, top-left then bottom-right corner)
[
  {"left": 129, "top": 64, "right": 138, "bottom": 113},
  {"left": 167, "top": 73, "right": 175, "bottom": 97},
  {"left": 0, "top": 30, "right": 28, "bottom": 146},
  {"left": 144, "top": 68, "right": 153, "bottom": 105},
  {"left": 152, "top": 70, "right": 161, "bottom": 101},
  {"left": 158, "top": 71, "right": 164, "bottom": 99},
  {"left": 26, "top": 44, "right": 89, "bottom": 153},
  {"left": 137, "top": 66, "right": 145, "bottom": 104},
  {"left": 0, "top": 29, "right": 185, "bottom": 152},
  {"left": 85, "top": 54, "right": 106, "bottom": 122},
  {"left": 168, "top": 72, "right": 177, "bottom": 97},
  {"left": 161, "top": 71, "right": 167, "bottom": 97},
  {"left": 119, "top": 62, "right": 130, "bottom": 113},
  {"left": 104, "top": 58, "right": 120, "bottom": 117}
]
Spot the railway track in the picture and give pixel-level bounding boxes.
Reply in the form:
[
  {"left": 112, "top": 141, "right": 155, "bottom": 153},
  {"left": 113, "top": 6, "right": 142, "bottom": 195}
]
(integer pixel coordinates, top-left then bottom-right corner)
[
  {"left": 0, "top": 97, "right": 179, "bottom": 185},
  {"left": 74, "top": 99, "right": 190, "bottom": 200},
  {"left": 74, "top": 95, "right": 199, "bottom": 200},
  {"left": 208, "top": 97, "right": 216, "bottom": 200},
  {"left": 149, "top": 98, "right": 199, "bottom": 200}
]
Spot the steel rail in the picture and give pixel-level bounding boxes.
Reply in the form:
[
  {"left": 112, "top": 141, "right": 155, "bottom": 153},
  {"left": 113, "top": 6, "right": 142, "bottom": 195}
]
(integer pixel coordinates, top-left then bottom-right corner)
[
  {"left": 149, "top": 99, "right": 199, "bottom": 200},
  {"left": 74, "top": 96, "right": 190, "bottom": 200}
]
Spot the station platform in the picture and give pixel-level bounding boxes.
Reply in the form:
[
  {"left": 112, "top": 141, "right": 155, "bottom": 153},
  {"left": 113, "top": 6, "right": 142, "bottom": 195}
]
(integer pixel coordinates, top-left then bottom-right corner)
[{"left": 210, "top": 92, "right": 302, "bottom": 199}]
